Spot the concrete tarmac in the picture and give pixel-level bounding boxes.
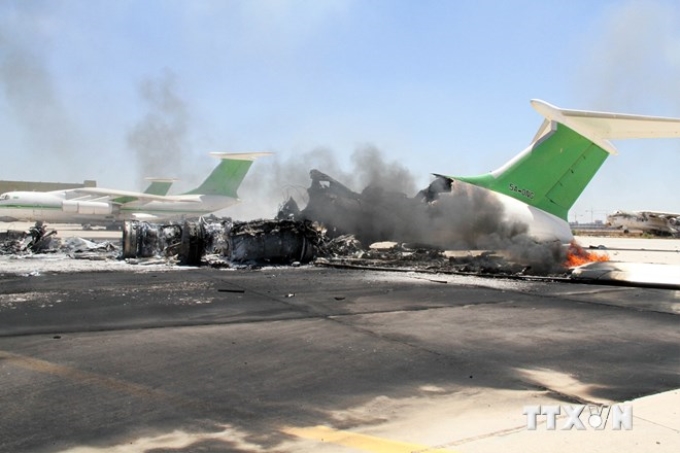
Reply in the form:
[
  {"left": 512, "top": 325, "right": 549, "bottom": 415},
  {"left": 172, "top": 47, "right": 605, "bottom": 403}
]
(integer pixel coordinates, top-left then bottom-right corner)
[
  {"left": 576, "top": 235, "right": 680, "bottom": 265},
  {"left": 0, "top": 266, "right": 678, "bottom": 452}
]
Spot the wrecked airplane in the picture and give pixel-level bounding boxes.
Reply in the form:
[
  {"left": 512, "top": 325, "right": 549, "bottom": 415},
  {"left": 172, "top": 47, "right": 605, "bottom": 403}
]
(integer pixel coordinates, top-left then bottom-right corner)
[
  {"left": 112, "top": 167, "right": 573, "bottom": 276},
  {"left": 2, "top": 161, "right": 608, "bottom": 279},
  {"left": 0, "top": 156, "right": 584, "bottom": 277},
  {"left": 280, "top": 168, "right": 531, "bottom": 249}
]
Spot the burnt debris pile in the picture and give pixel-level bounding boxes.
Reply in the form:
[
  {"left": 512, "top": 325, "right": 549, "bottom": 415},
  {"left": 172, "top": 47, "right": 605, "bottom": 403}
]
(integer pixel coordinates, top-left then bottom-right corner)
[
  {"left": 121, "top": 218, "right": 365, "bottom": 268},
  {"left": 0, "top": 229, "right": 31, "bottom": 254},
  {"left": 0, "top": 222, "right": 118, "bottom": 258},
  {"left": 317, "top": 244, "right": 526, "bottom": 275},
  {"left": 280, "top": 169, "right": 567, "bottom": 275},
  {"left": 118, "top": 168, "right": 568, "bottom": 275}
]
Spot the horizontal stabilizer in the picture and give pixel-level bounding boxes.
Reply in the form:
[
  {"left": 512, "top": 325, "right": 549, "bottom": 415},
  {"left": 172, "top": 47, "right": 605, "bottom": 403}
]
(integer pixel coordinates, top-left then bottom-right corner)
[
  {"left": 209, "top": 152, "right": 274, "bottom": 160},
  {"left": 531, "top": 100, "right": 680, "bottom": 155},
  {"left": 143, "top": 178, "right": 177, "bottom": 196},
  {"left": 144, "top": 177, "right": 178, "bottom": 182}
]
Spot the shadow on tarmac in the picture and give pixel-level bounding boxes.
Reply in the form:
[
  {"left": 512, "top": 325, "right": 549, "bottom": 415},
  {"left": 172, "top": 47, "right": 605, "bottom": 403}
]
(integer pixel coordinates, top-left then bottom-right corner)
[{"left": 0, "top": 268, "right": 678, "bottom": 452}]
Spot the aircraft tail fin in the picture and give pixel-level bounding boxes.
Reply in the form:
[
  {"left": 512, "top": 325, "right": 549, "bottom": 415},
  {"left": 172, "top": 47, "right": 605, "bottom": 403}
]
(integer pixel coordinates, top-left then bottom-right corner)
[
  {"left": 143, "top": 178, "right": 175, "bottom": 196},
  {"left": 184, "top": 152, "right": 272, "bottom": 198},
  {"left": 450, "top": 100, "right": 680, "bottom": 221}
]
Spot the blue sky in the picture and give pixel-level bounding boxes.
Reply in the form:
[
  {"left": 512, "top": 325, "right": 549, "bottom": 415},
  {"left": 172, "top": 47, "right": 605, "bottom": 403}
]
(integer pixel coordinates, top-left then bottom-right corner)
[{"left": 2, "top": 0, "right": 680, "bottom": 221}]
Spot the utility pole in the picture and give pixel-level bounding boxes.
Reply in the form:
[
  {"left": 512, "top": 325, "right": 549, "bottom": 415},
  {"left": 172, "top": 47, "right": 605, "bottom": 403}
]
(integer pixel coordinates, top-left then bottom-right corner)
[{"left": 587, "top": 207, "right": 595, "bottom": 223}]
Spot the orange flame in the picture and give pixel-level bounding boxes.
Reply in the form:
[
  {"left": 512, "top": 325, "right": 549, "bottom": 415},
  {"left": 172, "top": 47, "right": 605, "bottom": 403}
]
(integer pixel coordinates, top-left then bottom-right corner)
[{"left": 565, "top": 241, "right": 610, "bottom": 268}]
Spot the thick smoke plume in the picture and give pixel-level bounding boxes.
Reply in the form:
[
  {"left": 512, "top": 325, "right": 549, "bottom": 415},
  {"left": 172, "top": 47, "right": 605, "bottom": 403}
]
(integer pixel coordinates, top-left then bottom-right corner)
[
  {"left": 0, "top": 24, "right": 81, "bottom": 176},
  {"left": 127, "top": 71, "right": 194, "bottom": 185},
  {"left": 226, "top": 144, "right": 410, "bottom": 220}
]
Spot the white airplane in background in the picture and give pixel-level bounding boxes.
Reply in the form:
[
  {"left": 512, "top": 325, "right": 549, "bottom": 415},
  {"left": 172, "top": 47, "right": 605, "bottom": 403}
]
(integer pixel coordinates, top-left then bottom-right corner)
[
  {"left": 76, "top": 178, "right": 176, "bottom": 229},
  {"left": 438, "top": 100, "right": 680, "bottom": 243},
  {"left": 0, "top": 152, "right": 271, "bottom": 224},
  {"left": 607, "top": 210, "right": 680, "bottom": 236}
]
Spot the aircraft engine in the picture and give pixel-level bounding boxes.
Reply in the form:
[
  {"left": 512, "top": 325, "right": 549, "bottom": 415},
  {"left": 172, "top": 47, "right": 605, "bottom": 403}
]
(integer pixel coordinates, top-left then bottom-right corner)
[{"left": 62, "top": 200, "right": 113, "bottom": 215}]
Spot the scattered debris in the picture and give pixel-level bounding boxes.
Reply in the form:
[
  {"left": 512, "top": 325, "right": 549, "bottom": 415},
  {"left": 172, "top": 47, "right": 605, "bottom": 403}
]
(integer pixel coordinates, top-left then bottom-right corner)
[
  {"left": 28, "top": 221, "right": 59, "bottom": 253},
  {"left": 315, "top": 242, "right": 542, "bottom": 276},
  {"left": 0, "top": 221, "right": 118, "bottom": 259},
  {"left": 0, "top": 229, "right": 27, "bottom": 254}
]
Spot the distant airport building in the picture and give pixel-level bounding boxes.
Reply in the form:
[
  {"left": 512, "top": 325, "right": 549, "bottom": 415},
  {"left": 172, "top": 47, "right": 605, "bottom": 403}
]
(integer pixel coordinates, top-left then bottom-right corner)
[{"left": 0, "top": 179, "right": 97, "bottom": 194}]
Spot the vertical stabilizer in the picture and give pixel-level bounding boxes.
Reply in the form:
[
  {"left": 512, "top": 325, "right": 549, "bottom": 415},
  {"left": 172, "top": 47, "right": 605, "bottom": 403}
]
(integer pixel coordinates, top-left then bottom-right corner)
[
  {"left": 184, "top": 152, "right": 272, "bottom": 198},
  {"left": 448, "top": 100, "right": 680, "bottom": 221}
]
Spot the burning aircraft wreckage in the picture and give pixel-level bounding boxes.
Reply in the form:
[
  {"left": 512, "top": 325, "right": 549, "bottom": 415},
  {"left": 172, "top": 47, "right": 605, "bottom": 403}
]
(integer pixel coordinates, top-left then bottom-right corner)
[{"left": 0, "top": 169, "right": 611, "bottom": 282}]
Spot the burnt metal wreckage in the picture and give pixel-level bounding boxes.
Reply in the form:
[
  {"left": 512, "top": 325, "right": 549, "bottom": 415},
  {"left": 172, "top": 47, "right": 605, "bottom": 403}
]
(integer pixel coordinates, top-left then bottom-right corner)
[
  {"left": 0, "top": 169, "right": 573, "bottom": 277},
  {"left": 121, "top": 217, "right": 341, "bottom": 267},
  {"left": 0, "top": 221, "right": 118, "bottom": 258},
  {"left": 120, "top": 217, "right": 536, "bottom": 275},
  {"left": 117, "top": 169, "right": 569, "bottom": 276},
  {"left": 117, "top": 168, "right": 451, "bottom": 267}
]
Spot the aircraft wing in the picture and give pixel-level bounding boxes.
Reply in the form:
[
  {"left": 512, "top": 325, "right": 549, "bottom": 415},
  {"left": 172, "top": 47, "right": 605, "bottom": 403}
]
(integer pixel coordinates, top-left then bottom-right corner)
[{"left": 69, "top": 187, "right": 199, "bottom": 204}]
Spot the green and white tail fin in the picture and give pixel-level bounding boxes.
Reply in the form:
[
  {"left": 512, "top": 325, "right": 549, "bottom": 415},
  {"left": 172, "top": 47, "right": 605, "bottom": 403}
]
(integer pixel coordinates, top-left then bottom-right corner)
[
  {"left": 184, "top": 152, "right": 272, "bottom": 198},
  {"left": 447, "top": 100, "right": 680, "bottom": 221},
  {"left": 143, "top": 178, "right": 175, "bottom": 196}
]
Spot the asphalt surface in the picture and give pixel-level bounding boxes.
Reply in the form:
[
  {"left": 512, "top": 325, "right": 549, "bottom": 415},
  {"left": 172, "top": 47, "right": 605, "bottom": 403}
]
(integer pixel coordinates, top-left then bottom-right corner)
[{"left": 0, "top": 266, "right": 678, "bottom": 452}]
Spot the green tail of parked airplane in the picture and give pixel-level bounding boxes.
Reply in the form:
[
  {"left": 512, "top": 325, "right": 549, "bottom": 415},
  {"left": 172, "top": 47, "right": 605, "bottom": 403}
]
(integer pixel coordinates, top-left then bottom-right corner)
[
  {"left": 0, "top": 152, "right": 272, "bottom": 224},
  {"left": 183, "top": 153, "right": 263, "bottom": 199},
  {"left": 143, "top": 178, "right": 176, "bottom": 196},
  {"left": 437, "top": 100, "right": 680, "bottom": 242}
]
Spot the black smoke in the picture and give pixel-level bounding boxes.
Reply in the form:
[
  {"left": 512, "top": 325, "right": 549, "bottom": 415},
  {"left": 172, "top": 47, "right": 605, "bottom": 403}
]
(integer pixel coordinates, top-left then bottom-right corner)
[{"left": 235, "top": 145, "right": 567, "bottom": 274}]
